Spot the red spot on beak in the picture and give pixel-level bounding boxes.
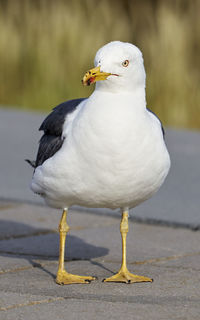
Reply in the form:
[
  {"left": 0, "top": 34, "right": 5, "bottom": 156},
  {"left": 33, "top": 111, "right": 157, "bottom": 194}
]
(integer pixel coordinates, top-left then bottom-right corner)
[{"left": 87, "top": 77, "right": 96, "bottom": 86}]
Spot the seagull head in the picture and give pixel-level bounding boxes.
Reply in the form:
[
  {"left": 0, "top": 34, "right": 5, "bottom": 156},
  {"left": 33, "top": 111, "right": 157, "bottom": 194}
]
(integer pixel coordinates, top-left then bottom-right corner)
[{"left": 82, "top": 41, "right": 146, "bottom": 93}]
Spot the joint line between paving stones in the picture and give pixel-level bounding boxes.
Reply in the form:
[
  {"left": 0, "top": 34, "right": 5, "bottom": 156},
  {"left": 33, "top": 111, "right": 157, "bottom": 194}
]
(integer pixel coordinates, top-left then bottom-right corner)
[
  {"left": 0, "top": 230, "right": 57, "bottom": 241},
  {"left": 0, "top": 260, "right": 57, "bottom": 275},
  {"left": 1, "top": 293, "right": 198, "bottom": 311},
  {"left": 0, "top": 222, "right": 116, "bottom": 241},
  {"left": 1, "top": 251, "right": 200, "bottom": 275},
  {"left": 0, "top": 250, "right": 58, "bottom": 260},
  {"left": 102, "top": 251, "right": 200, "bottom": 266},
  {"left": 0, "top": 297, "right": 65, "bottom": 312},
  {"left": 129, "top": 251, "right": 200, "bottom": 265},
  {"left": 1, "top": 198, "right": 200, "bottom": 231},
  {"left": 74, "top": 207, "right": 200, "bottom": 231}
]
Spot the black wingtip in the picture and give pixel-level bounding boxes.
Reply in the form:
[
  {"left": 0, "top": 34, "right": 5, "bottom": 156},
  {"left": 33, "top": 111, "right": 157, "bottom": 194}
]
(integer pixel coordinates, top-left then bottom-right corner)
[{"left": 25, "top": 159, "right": 36, "bottom": 168}]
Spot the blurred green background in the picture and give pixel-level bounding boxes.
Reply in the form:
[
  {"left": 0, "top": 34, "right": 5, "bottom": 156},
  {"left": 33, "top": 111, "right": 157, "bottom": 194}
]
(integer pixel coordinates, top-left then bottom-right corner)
[{"left": 0, "top": 0, "right": 199, "bottom": 129}]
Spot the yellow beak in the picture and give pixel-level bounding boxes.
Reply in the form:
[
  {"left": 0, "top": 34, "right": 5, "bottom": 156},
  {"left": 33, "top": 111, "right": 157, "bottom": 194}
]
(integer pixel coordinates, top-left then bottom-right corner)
[{"left": 82, "top": 66, "right": 112, "bottom": 86}]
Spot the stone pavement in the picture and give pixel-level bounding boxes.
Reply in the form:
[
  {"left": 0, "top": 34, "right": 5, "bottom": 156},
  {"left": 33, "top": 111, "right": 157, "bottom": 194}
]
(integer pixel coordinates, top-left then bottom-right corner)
[
  {"left": 0, "top": 201, "right": 200, "bottom": 319},
  {"left": 0, "top": 107, "right": 200, "bottom": 319}
]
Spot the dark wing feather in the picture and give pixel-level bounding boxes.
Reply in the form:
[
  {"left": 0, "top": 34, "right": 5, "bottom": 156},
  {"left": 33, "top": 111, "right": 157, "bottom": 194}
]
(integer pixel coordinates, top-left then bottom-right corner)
[
  {"left": 39, "top": 98, "right": 86, "bottom": 135},
  {"left": 27, "top": 98, "right": 86, "bottom": 169},
  {"left": 147, "top": 108, "right": 165, "bottom": 138},
  {"left": 35, "top": 134, "right": 64, "bottom": 167}
]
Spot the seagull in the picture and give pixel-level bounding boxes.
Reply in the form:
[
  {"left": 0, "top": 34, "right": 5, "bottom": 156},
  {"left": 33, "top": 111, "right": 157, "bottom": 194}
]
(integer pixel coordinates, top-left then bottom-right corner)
[{"left": 27, "top": 41, "right": 170, "bottom": 285}]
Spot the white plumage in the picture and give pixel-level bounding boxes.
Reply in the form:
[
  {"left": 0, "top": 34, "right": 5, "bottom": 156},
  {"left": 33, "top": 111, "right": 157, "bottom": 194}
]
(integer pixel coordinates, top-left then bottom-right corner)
[{"left": 31, "top": 41, "right": 170, "bottom": 212}]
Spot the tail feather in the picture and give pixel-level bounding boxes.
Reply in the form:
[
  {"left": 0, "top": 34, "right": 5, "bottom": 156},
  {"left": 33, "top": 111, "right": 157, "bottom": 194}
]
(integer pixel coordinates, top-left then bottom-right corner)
[{"left": 25, "top": 159, "right": 36, "bottom": 168}]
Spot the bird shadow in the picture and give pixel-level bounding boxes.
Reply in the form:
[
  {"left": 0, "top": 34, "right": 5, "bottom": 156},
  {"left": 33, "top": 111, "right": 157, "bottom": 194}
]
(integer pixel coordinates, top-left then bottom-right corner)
[{"left": 0, "top": 219, "right": 111, "bottom": 279}]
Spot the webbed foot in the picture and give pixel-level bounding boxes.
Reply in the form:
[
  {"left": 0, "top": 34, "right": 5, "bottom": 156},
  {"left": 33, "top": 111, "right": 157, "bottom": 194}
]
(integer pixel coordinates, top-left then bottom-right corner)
[
  {"left": 56, "top": 270, "right": 96, "bottom": 285},
  {"left": 103, "top": 268, "right": 153, "bottom": 283}
]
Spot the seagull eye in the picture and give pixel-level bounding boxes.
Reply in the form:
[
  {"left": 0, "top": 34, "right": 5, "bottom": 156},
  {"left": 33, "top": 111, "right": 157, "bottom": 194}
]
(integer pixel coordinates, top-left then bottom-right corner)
[{"left": 122, "top": 60, "right": 129, "bottom": 67}]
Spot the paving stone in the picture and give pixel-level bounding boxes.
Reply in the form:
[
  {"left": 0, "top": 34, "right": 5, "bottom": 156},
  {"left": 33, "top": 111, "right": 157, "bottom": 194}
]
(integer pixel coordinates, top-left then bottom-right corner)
[
  {"left": 0, "top": 253, "right": 36, "bottom": 273},
  {"left": 2, "top": 297, "right": 200, "bottom": 320},
  {"left": 1, "top": 221, "right": 200, "bottom": 262},
  {"left": 152, "top": 254, "right": 200, "bottom": 271},
  {"left": 0, "top": 108, "right": 44, "bottom": 204},
  {"left": 0, "top": 292, "right": 54, "bottom": 311},
  {"left": 1, "top": 206, "right": 200, "bottom": 267},
  {"left": 0, "top": 201, "right": 200, "bottom": 319},
  {"left": 0, "top": 253, "right": 57, "bottom": 274},
  {"left": 0, "top": 260, "right": 199, "bottom": 297},
  {"left": 0, "top": 202, "right": 118, "bottom": 239},
  {"left": 0, "top": 233, "right": 109, "bottom": 261},
  {"left": 0, "top": 260, "right": 200, "bottom": 320},
  {"left": 71, "top": 222, "right": 200, "bottom": 262}
]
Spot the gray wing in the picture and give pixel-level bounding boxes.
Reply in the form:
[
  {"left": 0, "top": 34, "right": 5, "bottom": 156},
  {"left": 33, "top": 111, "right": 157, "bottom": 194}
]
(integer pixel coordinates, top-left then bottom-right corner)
[
  {"left": 147, "top": 108, "right": 165, "bottom": 138},
  {"left": 26, "top": 98, "right": 86, "bottom": 169}
]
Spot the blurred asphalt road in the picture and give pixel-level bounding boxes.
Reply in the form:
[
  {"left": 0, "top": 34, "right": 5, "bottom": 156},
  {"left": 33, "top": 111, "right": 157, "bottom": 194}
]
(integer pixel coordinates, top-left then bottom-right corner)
[{"left": 0, "top": 107, "right": 200, "bottom": 229}]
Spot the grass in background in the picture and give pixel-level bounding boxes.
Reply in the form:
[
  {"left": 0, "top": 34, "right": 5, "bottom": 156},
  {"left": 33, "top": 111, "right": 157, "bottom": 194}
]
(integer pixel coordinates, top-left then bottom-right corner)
[{"left": 0, "top": 0, "right": 200, "bottom": 129}]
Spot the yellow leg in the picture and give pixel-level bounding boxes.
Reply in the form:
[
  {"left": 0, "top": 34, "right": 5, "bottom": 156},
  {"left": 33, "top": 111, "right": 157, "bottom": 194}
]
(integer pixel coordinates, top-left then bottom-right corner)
[
  {"left": 103, "top": 209, "right": 153, "bottom": 283},
  {"left": 56, "top": 208, "right": 95, "bottom": 285}
]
